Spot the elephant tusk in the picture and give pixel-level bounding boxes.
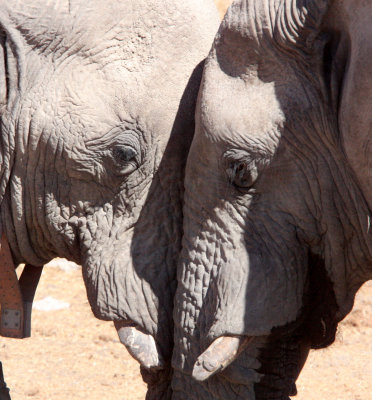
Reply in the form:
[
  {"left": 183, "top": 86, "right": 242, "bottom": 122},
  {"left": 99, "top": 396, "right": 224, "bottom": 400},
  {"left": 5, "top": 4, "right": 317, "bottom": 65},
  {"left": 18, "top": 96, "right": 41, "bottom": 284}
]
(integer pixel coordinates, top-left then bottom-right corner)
[
  {"left": 192, "top": 335, "right": 252, "bottom": 381},
  {"left": 114, "top": 322, "right": 164, "bottom": 370}
]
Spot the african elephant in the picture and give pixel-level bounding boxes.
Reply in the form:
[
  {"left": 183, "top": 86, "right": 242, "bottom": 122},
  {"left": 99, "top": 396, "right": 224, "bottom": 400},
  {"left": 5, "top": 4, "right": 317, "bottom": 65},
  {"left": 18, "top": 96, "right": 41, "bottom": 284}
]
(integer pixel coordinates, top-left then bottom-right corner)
[
  {"left": 0, "top": 0, "right": 219, "bottom": 397},
  {"left": 172, "top": 0, "right": 372, "bottom": 399}
]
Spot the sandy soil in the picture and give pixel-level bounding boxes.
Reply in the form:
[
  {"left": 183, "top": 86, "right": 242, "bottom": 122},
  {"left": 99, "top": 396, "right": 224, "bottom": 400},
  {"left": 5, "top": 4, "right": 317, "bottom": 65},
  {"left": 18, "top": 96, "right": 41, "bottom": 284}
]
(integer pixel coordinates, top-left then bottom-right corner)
[
  {"left": 0, "top": 262, "right": 371, "bottom": 400},
  {"left": 297, "top": 281, "right": 372, "bottom": 400},
  {"left": 215, "top": 0, "right": 231, "bottom": 18}
]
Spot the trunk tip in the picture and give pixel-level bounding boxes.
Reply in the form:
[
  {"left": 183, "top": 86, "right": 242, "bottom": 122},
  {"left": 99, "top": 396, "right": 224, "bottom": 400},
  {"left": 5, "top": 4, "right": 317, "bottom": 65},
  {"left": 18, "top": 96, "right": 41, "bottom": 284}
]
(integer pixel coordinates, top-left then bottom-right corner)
[
  {"left": 192, "top": 335, "right": 252, "bottom": 381},
  {"left": 192, "top": 358, "right": 218, "bottom": 381}
]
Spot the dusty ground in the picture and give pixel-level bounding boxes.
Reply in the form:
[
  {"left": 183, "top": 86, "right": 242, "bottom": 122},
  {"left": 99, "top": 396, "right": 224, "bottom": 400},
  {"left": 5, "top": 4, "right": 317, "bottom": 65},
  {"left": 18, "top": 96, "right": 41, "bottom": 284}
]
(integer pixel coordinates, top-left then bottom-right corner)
[
  {"left": 0, "top": 262, "right": 371, "bottom": 400},
  {"left": 215, "top": 0, "right": 231, "bottom": 18},
  {"left": 297, "top": 281, "right": 372, "bottom": 400}
]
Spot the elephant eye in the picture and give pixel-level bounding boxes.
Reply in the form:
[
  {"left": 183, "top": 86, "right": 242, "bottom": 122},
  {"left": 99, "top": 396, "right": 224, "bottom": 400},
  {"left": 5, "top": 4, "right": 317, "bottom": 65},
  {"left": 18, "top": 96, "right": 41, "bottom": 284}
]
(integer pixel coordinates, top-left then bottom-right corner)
[
  {"left": 113, "top": 145, "right": 137, "bottom": 163},
  {"left": 112, "top": 145, "right": 139, "bottom": 175},
  {"left": 229, "top": 161, "right": 258, "bottom": 189}
]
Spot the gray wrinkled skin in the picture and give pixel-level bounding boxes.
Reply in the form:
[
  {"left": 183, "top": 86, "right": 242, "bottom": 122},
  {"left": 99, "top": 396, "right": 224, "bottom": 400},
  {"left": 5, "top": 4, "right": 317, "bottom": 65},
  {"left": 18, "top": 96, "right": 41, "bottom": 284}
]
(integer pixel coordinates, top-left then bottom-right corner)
[
  {"left": 173, "top": 0, "right": 372, "bottom": 399},
  {"left": 0, "top": 1, "right": 219, "bottom": 397}
]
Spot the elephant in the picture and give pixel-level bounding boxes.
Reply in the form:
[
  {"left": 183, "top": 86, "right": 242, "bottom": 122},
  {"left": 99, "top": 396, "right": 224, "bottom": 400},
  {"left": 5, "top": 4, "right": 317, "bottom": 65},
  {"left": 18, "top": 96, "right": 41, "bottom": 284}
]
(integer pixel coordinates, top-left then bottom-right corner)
[
  {"left": 0, "top": 0, "right": 219, "bottom": 398},
  {"left": 172, "top": 0, "right": 372, "bottom": 399}
]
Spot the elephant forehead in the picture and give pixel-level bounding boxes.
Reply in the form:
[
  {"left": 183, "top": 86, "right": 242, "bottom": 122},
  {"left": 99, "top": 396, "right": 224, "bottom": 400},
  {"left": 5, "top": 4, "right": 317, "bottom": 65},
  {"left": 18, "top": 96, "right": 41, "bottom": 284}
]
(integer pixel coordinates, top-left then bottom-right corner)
[
  {"left": 4, "top": 0, "right": 214, "bottom": 73},
  {"left": 11, "top": 4, "right": 214, "bottom": 143},
  {"left": 198, "top": 58, "right": 284, "bottom": 154},
  {"left": 20, "top": 64, "right": 124, "bottom": 138},
  {"left": 20, "top": 55, "right": 182, "bottom": 146}
]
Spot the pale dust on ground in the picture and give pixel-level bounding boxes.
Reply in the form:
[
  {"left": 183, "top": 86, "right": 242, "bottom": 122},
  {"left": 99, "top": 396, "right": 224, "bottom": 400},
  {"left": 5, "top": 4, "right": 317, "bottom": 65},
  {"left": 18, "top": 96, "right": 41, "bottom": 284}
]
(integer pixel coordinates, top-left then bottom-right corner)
[
  {"left": 1, "top": 2, "right": 371, "bottom": 399},
  {"left": 215, "top": 0, "right": 231, "bottom": 19}
]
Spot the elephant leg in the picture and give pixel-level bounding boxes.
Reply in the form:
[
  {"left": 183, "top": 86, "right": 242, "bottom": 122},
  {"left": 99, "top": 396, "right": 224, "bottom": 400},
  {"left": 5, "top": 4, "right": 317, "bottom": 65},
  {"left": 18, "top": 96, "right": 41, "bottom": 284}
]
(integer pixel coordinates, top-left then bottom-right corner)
[
  {"left": 140, "top": 366, "right": 172, "bottom": 400},
  {"left": 0, "top": 363, "right": 11, "bottom": 400}
]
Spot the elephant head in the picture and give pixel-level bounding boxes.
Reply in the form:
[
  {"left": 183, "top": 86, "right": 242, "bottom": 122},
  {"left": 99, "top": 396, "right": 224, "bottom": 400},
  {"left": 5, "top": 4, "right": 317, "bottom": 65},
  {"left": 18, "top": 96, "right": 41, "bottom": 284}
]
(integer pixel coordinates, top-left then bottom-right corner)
[
  {"left": 173, "top": 0, "right": 372, "bottom": 398},
  {"left": 0, "top": 0, "right": 219, "bottom": 396}
]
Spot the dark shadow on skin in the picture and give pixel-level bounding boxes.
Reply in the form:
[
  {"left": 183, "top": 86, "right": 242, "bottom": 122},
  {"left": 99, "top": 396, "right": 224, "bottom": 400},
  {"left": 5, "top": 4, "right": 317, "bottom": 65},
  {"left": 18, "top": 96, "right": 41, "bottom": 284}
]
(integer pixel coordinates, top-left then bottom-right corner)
[
  {"left": 130, "top": 60, "right": 205, "bottom": 400},
  {"left": 253, "top": 251, "right": 338, "bottom": 399}
]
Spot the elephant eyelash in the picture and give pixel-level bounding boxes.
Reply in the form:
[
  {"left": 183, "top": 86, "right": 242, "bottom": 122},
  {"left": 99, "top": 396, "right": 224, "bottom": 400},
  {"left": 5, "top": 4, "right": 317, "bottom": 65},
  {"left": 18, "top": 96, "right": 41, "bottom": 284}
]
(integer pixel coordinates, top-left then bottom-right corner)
[
  {"left": 111, "top": 144, "right": 140, "bottom": 176},
  {"left": 84, "top": 125, "right": 145, "bottom": 178},
  {"left": 112, "top": 145, "right": 138, "bottom": 164}
]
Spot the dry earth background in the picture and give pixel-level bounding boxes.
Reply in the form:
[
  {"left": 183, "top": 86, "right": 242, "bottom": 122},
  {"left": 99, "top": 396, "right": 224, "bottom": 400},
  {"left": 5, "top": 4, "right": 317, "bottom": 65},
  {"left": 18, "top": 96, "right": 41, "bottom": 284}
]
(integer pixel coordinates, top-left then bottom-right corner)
[{"left": 1, "top": 1, "right": 371, "bottom": 399}]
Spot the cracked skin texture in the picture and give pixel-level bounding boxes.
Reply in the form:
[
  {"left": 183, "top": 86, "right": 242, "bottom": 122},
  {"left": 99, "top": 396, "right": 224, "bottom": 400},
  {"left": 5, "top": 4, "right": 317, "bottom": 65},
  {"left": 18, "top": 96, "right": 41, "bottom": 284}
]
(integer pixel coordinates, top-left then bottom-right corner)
[
  {"left": 0, "top": 1, "right": 219, "bottom": 398},
  {"left": 172, "top": 0, "right": 372, "bottom": 399}
]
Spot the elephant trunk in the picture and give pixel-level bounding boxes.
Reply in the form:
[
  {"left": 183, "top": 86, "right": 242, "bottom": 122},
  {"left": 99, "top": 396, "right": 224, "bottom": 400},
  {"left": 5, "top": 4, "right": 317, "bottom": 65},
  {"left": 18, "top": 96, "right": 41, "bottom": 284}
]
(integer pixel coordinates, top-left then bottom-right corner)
[
  {"left": 172, "top": 248, "right": 297, "bottom": 398},
  {"left": 173, "top": 207, "right": 338, "bottom": 398},
  {"left": 172, "top": 191, "right": 311, "bottom": 398}
]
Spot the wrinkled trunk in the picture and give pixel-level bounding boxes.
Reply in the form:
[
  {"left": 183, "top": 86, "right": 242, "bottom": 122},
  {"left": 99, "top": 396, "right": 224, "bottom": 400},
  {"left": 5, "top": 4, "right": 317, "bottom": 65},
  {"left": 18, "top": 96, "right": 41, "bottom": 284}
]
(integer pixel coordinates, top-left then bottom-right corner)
[
  {"left": 172, "top": 225, "right": 305, "bottom": 398},
  {"left": 83, "top": 244, "right": 175, "bottom": 360},
  {"left": 172, "top": 242, "right": 319, "bottom": 399},
  {"left": 172, "top": 195, "right": 338, "bottom": 399},
  {"left": 80, "top": 217, "right": 175, "bottom": 398},
  {"left": 78, "top": 162, "right": 185, "bottom": 399}
]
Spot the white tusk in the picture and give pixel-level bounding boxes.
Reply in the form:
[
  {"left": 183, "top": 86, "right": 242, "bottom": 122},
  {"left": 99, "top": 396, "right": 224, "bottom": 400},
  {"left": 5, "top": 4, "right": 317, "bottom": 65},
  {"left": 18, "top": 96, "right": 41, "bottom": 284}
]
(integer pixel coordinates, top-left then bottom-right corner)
[
  {"left": 115, "top": 322, "right": 164, "bottom": 369},
  {"left": 192, "top": 335, "right": 252, "bottom": 381}
]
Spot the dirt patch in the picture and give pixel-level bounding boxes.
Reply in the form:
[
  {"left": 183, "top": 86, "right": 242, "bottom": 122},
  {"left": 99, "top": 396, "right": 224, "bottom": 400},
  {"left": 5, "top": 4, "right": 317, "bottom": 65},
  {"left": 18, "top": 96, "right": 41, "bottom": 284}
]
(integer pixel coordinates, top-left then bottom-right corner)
[{"left": 215, "top": 0, "right": 231, "bottom": 18}]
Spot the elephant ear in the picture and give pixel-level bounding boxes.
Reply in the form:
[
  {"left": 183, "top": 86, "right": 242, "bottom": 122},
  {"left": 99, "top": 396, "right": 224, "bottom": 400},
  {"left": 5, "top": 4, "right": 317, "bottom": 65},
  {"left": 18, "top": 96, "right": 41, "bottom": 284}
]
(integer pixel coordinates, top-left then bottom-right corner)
[
  {"left": 272, "top": 0, "right": 331, "bottom": 54},
  {"left": 324, "top": 2, "right": 372, "bottom": 211},
  {"left": 223, "top": 0, "right": 331, "bottom": 49},
  {"left": 0, "top": 30, "right": 6, "bottom": 109},
  {"left": 0, "top": 15, "right": 24, "bottom": 206}
]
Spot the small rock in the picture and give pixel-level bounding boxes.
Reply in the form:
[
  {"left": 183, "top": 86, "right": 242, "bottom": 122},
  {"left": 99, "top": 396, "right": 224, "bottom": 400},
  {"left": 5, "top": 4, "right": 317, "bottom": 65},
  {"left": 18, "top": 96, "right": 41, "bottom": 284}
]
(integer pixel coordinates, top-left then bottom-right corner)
[
  {"left": 33, "top": 296, "right": 70, "bottom": 311},
  {"left": 44, "top": 258, "right": 81, "bottom": 272}
]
